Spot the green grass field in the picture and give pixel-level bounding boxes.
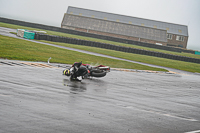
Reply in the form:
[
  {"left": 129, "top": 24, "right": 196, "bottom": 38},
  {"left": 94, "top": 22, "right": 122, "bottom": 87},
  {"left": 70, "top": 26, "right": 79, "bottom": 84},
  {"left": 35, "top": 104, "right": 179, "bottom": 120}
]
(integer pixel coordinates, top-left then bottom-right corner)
[
  {"left": 0, "top": 35, "right": 167, "bottom": 71},
  {"left": 1, "top": 22, "right": 200, "bottom": 59},
  {"left": 1, "top": 22, "right": 200, "bottom": 73},
  {"left": 38, "top": 40, "right": 200, "bottom": 73}
]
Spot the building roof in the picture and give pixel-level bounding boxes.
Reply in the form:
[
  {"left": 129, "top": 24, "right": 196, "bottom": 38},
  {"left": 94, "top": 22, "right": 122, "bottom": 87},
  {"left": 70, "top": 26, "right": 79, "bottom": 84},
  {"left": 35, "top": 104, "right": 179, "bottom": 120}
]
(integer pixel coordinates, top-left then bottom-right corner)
[{"left": 67, "top": 6, "right": 188, "bottom": 37}]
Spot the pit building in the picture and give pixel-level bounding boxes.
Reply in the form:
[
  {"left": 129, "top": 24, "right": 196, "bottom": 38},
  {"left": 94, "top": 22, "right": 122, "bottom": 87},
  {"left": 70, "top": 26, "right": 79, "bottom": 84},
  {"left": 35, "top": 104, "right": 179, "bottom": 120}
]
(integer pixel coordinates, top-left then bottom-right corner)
[{"left": 61, "top": 6, "right": 188, "bottom": 48}]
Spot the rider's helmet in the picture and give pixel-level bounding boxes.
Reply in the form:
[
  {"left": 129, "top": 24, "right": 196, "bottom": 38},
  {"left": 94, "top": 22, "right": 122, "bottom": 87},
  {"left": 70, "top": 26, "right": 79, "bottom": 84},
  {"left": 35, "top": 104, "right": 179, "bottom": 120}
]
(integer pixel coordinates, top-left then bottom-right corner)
[{"left": 63, "top": 69, "right": 70, "bottom": 76}]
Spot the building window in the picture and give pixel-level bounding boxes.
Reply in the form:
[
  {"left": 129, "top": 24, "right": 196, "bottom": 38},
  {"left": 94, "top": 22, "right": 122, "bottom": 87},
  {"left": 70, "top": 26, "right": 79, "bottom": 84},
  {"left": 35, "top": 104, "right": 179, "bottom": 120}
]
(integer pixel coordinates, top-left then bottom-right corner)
[
  {"left": 176, "top": 35, "right": 184, "bottom": 41},
  {"left": 167, "top": 34, "right": 172, "bottom": 40},
  {"left": 178, "top": 44, "right": 183, "bottom": 48}
]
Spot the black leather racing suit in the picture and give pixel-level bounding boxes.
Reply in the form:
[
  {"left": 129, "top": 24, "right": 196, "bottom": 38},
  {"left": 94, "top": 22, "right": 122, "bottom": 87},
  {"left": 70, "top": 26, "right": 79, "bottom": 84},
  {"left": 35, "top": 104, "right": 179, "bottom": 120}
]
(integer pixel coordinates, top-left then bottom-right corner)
[{"left": 70, "top": 62, "right": 88, "bottom": 80}]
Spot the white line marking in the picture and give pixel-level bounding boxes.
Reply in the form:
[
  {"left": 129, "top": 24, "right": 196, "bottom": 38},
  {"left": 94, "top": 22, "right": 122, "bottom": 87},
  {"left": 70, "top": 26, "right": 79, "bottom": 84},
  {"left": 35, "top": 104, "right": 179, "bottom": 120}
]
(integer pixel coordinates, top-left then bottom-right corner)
[
  {"left": 185, "top": 130, "right": 200, "bottom": 133},
  {"left": 117, "top": 104, "right": 198, "bottom": 122}
]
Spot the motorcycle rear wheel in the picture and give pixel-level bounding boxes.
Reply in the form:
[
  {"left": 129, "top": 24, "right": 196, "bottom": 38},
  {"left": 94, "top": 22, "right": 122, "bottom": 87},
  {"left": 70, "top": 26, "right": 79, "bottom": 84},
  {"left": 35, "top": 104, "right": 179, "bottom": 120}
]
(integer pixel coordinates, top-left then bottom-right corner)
[{"left": 90, "top": 71, "right": 106, "bottom": 77}]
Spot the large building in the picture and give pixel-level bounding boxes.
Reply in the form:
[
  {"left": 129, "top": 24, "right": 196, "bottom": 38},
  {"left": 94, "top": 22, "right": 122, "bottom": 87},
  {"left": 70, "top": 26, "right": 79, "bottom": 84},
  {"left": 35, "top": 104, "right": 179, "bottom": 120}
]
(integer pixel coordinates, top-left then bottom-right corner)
[{"left": 61, "top": 6, "right": 188, "bottom": 48}]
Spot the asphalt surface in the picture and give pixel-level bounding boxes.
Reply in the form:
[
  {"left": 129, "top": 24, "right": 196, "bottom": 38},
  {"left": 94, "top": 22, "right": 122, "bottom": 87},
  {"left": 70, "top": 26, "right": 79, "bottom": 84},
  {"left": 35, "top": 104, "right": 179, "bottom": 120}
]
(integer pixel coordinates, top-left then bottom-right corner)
[
  {"left": 0, "top": 27, "right": 200, "bottom": 133},
  {"left": 0, "top": 60, "right": 200, "bottom": 133}
]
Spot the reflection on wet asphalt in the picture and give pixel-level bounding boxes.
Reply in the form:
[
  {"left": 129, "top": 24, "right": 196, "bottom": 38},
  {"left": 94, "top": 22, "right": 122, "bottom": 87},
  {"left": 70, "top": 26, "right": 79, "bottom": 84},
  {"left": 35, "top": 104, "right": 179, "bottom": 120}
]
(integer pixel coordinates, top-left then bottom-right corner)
[
  {"left": 63, "top": 79, "right": 87, "bottom": 92},
  {"left": 0, "top": 60, "right": 200, "bottom": 133}
]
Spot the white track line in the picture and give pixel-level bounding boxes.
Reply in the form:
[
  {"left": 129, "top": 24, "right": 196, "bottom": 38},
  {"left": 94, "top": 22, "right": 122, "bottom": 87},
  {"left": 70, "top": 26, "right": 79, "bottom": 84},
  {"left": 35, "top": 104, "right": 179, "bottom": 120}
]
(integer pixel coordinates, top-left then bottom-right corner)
[{"left": 185, "top": 130, "right": 200, "bottom": 133}]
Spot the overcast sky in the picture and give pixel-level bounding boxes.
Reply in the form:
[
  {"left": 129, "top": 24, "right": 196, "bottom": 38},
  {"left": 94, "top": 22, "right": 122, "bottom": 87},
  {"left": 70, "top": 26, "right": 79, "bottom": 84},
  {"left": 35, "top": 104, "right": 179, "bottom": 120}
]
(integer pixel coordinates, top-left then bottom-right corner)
[{"left": 0, "top": 0, "right": 200, "bottom": 50}]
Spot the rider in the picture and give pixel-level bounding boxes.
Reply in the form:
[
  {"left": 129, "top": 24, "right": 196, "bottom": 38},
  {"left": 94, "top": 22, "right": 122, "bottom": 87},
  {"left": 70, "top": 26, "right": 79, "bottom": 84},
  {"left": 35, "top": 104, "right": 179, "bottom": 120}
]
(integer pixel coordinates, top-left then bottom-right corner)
[{"left": 63, "top": 62, "right": 88, "bottom": 81}]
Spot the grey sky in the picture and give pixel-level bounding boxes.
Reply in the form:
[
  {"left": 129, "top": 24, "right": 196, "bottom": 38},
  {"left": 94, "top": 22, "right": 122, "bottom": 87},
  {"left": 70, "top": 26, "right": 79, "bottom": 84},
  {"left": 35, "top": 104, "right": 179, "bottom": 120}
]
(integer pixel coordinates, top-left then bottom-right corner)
[{"left": 0, "top": 0, "right": 200, "bottom": 50}]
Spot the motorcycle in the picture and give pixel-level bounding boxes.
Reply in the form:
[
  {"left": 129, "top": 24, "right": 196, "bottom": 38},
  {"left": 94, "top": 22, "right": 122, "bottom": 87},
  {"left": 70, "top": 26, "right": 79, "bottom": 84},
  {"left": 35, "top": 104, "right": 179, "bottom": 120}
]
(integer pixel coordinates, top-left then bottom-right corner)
[
  {"left": 82, "top": 64, "right": 110, "bottom": 79},
  {"left": 63, "top": 62, "right": 110, "bottom": 81}
]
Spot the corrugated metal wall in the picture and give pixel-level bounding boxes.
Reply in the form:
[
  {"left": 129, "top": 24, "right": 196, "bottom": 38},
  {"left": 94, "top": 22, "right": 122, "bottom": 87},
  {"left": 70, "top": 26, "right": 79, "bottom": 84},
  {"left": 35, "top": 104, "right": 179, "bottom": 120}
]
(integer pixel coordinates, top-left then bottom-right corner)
[
  {"left": 67, "top": 6, "right": 188, "bottom": 37},
  {"left": 62, "top": 14, "right": 167, "bottom": 42}
]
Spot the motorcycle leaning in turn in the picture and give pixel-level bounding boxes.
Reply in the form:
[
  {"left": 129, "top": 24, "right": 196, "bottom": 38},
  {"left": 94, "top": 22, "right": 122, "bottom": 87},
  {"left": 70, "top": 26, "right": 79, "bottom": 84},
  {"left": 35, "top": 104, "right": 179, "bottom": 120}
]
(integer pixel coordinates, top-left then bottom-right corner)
[{"left": 63, "top": 62, "right": 110, "bottom": 81}]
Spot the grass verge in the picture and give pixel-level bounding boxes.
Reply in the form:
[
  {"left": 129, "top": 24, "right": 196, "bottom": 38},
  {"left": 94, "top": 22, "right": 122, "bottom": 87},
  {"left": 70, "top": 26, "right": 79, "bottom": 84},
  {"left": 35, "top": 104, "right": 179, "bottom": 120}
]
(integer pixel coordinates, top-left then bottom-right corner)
[
  {"left": 0, "top": 35, "right": 167, "bottom": 71},
  {"left": 38, "top": 40, "right": 200, "bottom": 73},
  {"left": 1, "top": 22, "right": 200, "bottom": 72},
  {"left": 0, "top": 22, "right": 199, "bottom": 59}
]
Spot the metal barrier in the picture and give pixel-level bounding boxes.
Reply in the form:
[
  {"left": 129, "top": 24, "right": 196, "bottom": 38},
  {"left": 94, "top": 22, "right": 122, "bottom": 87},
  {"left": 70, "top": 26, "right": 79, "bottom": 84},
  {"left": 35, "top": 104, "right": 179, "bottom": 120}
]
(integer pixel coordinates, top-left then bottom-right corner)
[{"left": 33, "top": 33, "right": 200, "bottom": 64}]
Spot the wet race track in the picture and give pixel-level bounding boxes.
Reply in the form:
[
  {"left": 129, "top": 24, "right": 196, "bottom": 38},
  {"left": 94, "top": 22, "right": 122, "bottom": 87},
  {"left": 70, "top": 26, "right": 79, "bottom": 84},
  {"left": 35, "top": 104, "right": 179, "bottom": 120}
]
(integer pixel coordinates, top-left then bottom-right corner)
[{"left": 0, "top": 60, "right": 200, "bottom": 133}]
